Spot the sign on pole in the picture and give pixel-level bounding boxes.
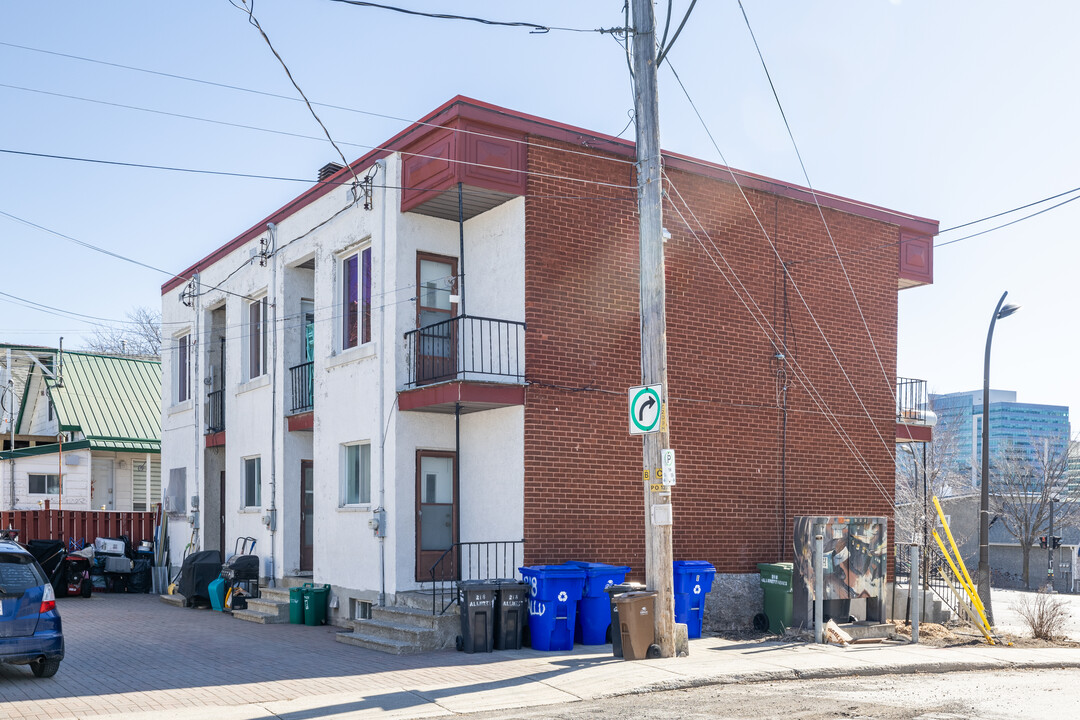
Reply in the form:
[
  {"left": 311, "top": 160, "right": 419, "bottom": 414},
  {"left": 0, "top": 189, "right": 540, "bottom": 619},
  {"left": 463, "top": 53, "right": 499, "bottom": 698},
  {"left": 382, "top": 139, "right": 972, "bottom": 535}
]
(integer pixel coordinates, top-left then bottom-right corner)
[
  {"left": 629, "top": 385, "right": 662, "bottom": 435},
  {"left": 661, "top": 448, "right": 676, "bottom": 486}
]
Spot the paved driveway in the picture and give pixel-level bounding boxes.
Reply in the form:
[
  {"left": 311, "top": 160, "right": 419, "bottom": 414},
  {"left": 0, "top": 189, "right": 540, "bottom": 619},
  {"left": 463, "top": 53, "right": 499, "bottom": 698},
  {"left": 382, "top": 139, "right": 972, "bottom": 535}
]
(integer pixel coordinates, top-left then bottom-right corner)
[{"left": 0, "top": 593, "right": 534, "bottom": 719}]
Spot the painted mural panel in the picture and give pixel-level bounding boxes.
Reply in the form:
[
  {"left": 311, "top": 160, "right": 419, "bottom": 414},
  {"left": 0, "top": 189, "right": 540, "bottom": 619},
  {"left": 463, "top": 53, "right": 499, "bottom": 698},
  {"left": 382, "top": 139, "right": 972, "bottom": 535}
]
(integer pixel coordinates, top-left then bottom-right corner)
[{"left": 792, "top": 515, "right": 887, "bottom": 627}]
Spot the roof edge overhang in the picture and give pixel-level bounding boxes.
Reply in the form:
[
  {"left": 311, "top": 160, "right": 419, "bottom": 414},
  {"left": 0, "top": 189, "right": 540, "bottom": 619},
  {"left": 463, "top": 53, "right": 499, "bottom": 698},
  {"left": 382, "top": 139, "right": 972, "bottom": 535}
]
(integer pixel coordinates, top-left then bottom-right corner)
[{"left": 164, "top": 96, "right": 940, "bottom": 294}]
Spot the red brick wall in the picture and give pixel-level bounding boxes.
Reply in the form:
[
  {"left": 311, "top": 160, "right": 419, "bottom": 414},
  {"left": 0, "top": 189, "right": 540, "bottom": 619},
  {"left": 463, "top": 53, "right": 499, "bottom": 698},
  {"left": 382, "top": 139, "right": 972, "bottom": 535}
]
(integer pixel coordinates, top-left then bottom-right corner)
[{"left": 522, "top": 138, "right": 898, "bottom": 579}]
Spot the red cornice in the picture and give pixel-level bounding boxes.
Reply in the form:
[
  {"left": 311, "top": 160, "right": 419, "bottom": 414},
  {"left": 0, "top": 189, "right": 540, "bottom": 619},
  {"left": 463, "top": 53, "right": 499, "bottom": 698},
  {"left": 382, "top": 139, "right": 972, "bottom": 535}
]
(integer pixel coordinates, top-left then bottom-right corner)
[{"left": 164, "top": 95, "right": 939, "bottom": 294}]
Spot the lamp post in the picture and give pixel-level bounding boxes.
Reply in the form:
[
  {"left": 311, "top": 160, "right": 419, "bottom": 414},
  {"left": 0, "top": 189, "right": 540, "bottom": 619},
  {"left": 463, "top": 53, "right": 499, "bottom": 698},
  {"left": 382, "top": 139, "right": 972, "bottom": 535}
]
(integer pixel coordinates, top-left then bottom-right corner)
[{"left": 979, "top": 291, "right": 1020, "bottom": 626}]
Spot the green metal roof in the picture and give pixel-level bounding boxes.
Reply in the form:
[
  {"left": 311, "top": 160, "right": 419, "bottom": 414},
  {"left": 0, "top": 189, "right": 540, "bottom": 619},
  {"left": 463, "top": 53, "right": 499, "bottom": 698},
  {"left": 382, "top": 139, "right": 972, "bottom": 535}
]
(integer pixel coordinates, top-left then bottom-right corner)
[{"left": 46, "top": 352, "right": 161, "bottom": 445}]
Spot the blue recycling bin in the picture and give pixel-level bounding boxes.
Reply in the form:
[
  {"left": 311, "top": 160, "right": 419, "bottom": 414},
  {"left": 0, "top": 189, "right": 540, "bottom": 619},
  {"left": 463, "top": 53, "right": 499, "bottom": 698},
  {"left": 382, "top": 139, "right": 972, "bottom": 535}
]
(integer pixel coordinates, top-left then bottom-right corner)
[
  {"left": 519, "top": 565, "right": 586, "bottom": 651},
  {"left": 562, "top": 561, "right": 631, "bottom": 645},
  {"left": 673, "top": 560, "right": 715, "bottom": 638}
]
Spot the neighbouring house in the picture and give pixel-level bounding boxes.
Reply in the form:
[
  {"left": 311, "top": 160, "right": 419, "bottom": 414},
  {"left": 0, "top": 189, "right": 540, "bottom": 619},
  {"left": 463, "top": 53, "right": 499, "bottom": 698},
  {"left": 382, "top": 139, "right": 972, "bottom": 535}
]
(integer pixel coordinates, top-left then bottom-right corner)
[
  {"left": 1, "top": 344, "right": 162, "bottom": 512},
  {"left": 160, "top": 96, "right": 937, "bottom": 646}
]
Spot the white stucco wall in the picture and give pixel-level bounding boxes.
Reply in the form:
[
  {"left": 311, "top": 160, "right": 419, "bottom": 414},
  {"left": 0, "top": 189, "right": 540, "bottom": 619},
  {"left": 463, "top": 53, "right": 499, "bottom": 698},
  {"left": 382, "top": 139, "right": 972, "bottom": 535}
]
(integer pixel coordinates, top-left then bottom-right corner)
[{"left": 160, "top": 151, "right": 527, "bottom": 609}]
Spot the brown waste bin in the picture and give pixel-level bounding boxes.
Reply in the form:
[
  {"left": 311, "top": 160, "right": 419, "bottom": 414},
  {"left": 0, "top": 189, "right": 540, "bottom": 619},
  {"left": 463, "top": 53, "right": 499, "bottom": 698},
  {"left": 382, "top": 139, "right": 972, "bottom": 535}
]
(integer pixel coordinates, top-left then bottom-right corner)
[{"left": 613, "top": 591, "right": 657, "bottom": 660}]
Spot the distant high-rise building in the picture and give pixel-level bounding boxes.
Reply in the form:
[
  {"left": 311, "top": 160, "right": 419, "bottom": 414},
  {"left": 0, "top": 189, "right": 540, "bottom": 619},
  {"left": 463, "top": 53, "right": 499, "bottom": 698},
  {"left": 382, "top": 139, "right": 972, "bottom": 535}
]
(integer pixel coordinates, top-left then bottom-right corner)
[{"left": 930, "top": 389, "right": 1070, "bottom": 489}]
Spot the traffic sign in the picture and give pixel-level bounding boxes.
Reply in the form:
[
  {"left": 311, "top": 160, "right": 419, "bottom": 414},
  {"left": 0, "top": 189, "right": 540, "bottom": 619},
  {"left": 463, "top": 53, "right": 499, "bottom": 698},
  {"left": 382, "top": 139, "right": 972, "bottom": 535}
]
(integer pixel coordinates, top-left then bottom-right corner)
[
  {"left": 661, "top": 449, "right": 676, "bottom": 486},
  {"left": 629, "top": 384, "right": 662, "bottom": 434}
]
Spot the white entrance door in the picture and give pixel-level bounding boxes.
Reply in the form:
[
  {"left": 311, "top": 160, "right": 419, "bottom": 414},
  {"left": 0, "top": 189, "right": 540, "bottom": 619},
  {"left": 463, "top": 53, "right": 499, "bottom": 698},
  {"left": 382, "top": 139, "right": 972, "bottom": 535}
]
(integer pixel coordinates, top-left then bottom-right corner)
[{"left": 91, "top": 458, "right": 115, "bottom": 510}]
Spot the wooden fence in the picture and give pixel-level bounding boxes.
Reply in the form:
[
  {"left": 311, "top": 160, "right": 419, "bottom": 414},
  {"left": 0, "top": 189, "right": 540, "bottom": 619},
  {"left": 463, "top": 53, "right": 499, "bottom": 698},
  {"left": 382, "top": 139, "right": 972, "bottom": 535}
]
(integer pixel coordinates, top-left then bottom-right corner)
[{"left": 1, "top": 501, "right": 157, "bottom": 546}]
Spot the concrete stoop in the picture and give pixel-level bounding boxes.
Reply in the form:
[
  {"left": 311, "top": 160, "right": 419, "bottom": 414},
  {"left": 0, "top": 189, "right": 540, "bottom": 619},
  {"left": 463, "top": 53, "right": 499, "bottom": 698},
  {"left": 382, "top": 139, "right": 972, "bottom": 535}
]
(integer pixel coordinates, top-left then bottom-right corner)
[
  {"left": 335, "top": 592, "right": 460, "bottom": 655},
  {"left": 232, "top": 586, "right": 290, "bottom": 624},
  {"left": 892, "top": 585, "right": 953, "bottom": 624}
]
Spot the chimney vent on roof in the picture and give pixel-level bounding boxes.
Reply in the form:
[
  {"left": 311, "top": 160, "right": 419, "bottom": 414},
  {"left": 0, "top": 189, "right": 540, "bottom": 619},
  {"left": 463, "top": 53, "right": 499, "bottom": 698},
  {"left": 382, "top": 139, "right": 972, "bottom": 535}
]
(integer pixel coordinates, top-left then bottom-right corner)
[{"left": 318, "top": 162, "right": 344, "bottom": 182}]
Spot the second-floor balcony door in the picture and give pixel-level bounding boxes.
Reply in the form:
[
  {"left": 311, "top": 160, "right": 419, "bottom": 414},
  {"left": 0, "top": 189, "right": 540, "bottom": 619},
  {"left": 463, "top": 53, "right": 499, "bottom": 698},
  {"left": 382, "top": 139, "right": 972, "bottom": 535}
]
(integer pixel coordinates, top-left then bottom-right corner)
[{"left": 416, "top": 254, "right": 457, "bottom": 384}]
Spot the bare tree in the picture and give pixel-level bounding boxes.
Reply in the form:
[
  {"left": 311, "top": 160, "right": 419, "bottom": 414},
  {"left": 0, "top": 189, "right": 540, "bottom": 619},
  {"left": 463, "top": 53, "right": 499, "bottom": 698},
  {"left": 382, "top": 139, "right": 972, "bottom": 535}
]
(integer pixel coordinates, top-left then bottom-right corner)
[
  {"left": 84, "top": 306, "right": 161, "bottom": 358},
  {"left": 991, "top": 436, "right": 1078, "bottom": 589},
  {"left": 895, "top": 398, "right": 969, "bottom": 551}
]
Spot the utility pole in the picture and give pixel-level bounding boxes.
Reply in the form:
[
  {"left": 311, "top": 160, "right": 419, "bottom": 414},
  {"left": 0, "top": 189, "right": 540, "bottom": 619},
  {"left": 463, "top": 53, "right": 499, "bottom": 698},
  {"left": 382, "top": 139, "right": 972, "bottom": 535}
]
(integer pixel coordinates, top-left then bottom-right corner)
[
  {"left": 631, "top": 0, "right": 675, "bottom": 658},
  {"left": 1048, "top": 498, "right": 1057, "bottom": 590}
]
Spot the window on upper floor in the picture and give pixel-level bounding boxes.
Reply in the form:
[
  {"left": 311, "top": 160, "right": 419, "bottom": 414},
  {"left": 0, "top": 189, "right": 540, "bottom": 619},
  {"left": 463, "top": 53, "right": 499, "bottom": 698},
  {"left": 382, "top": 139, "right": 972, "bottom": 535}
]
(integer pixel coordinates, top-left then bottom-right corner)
[
  {"left": 341, "top": 247, "right": 372, "bottom": 350},
  {"left": 246, "top": 296, "right": 268, "bottom": 380},
  {"left": 174, "top": 332, "right": 191, "bottom": 403},
  {"left": 243, "top": 456, "right": 261, "bottom": 507}
]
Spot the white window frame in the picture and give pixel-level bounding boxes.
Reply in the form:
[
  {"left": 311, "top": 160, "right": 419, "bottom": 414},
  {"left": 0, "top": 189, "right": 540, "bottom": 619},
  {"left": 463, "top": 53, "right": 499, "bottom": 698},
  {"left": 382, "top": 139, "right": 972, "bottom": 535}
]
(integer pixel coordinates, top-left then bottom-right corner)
[
  {"left": 28, "top": 473, "right": 60, "bottom": 495},
  {"left": 245, "top": 295, "right": 268, "bottom": 381},
  {"left": 243, "top": 456, "right": 262, "bottom": 508},
  {"left": 339, "top": 243, "right": 372, "bottom": 351},
  {"left": 174, "top": 331, "right": 192, "bottom": 404},
  {"left": 341, "top": 442, "right": 371, "bottom": 506}
]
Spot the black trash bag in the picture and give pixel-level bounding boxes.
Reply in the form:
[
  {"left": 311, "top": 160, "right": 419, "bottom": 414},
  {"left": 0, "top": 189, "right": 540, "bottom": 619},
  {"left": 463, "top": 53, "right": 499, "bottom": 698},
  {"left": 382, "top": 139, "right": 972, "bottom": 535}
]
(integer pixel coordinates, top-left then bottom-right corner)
[{"left": 127, "top": 558, "right": 152, "bottom": 594}]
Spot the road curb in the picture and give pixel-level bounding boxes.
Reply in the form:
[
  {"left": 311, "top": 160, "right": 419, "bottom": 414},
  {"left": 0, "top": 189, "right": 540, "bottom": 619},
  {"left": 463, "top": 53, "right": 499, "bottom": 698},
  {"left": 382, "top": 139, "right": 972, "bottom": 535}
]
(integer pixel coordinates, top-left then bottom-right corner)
[{"left": 615, "top": 657, "right": 1080, "bottom": 698}]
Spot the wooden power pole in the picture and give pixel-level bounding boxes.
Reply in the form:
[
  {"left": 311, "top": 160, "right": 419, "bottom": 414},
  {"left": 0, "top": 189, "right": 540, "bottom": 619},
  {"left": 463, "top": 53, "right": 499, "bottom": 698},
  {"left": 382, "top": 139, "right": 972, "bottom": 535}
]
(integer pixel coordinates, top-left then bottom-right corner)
[{"left": 631, "top": 0, "right": 675, "bottom": 658}]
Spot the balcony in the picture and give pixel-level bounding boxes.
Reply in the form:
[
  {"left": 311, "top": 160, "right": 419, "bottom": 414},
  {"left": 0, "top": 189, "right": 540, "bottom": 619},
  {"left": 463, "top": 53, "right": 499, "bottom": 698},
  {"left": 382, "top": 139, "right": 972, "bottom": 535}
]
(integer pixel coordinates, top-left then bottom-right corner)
[
  {"left": 400, "top": 315, "right": 525, "bottom": 414},
  {"left": 206, "top": 389, "right": 225, "bottom": 434},
  {"left": 288, "top": 360, "right": 314, "bottom": 431},
  {"left": 896, "top": 377, "right": 934, "bottom": 443}
]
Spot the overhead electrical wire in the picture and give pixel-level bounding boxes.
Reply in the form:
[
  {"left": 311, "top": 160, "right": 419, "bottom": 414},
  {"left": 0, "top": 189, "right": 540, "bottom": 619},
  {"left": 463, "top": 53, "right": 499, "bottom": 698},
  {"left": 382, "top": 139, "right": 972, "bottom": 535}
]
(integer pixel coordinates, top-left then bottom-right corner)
[
  {"left": 662, "top": 57, "right": 900, "bottom": 471},
  {"left": 736, "top": 0, "right": 898, "bottom": 418},
  {"left": 0, "top": 41, "right": 636, "bottom": 167},
  {"left": 320, "top": 0, "right": 609, "bottom": 33}
]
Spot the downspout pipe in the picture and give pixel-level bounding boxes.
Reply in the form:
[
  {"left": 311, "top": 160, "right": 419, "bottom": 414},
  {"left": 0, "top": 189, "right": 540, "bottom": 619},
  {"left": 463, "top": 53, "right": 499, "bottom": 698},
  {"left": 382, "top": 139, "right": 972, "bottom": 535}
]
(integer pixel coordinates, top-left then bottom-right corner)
[
  {"left": 458, "top": 182, "right": 465, "bottom": 315},
  {"left": 375, "top": 159, "right": 388, "bottom": 607},
  {"left": 267, "top": 223, "right": 278, "bottom": 588}
]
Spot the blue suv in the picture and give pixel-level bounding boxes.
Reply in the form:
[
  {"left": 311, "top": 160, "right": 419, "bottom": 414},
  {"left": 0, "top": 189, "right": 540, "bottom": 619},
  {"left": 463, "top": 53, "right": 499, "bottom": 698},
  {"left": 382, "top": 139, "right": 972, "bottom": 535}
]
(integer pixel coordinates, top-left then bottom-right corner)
[{"left": 0, "top": 539, "right": 64, "bottom": 678}]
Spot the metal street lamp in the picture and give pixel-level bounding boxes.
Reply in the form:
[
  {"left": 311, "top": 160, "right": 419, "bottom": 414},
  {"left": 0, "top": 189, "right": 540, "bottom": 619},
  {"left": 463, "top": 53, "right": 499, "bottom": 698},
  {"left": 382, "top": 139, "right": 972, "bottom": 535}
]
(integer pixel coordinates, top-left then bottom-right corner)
[{"left": 979, "top": 291, "right": 1020, "bottom": 626}]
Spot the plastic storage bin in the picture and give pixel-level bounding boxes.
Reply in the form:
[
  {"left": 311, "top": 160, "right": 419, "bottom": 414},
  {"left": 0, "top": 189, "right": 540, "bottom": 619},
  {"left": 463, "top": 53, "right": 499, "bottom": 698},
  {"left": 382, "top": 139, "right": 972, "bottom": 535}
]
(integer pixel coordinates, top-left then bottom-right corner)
[
  {"left": 494, "top": 580, "right": 528, "bottom": 650},
  {"left": 673, "top": 560, "right": 716, "bottom": 638},
  {"left": 756, "top": 562, "right": 793, "bottom": 634},
  {"left": 518, "top": 565, "right": 586, "bottom": 651},
  {"left": 289, "top": 585, "right": 307, "bottom": 624},
  {"left": 562, "top": 562, "right": 630, "bottom": 645},
  {"left": 457, "top": 580, "right": 496, "bottom": 653},
  {"left": 303, "top": 583, "right": 330, "bottom": 626}
]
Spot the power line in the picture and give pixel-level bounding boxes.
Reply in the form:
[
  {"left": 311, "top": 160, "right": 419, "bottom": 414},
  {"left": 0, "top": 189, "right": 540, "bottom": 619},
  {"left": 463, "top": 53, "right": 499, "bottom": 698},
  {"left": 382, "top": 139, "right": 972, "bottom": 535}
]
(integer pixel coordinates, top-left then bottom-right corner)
[
  {"left": 937, "top": 185, "right": 1080, "bottom": 234},
  {"left": 735, "top": 0, "right": 897, "bottom": 421},
  {"left": 321, "top": 0, "right": 608, "bottom": 33},
  {"left": 0, "top": 42, "right": 636, "bottom": 167},
  {"left": 936, "top": 192, "right": 1080, "bottom": 248}
]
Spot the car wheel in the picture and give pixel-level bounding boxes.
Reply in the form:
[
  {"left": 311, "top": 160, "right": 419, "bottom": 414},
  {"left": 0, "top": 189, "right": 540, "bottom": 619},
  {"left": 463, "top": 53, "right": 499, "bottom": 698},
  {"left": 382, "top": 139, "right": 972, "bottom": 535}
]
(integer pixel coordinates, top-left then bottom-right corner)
[{"left": 30, "top": 657, "right": 60, "bottom": 678}]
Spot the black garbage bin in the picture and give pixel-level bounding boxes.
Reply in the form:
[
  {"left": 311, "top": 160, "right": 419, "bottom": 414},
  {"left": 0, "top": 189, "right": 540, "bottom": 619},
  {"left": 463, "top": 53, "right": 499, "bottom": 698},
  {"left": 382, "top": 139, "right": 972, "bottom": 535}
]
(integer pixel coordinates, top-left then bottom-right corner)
[
  {"left": 605, "top": 582, "right": 645, "bottom": 657},
  {"left": 494, "top": 580, "right": 528, "bottom": 650},
  {"left": 457, "top": 580, "right": 496, "bottom": 653}
]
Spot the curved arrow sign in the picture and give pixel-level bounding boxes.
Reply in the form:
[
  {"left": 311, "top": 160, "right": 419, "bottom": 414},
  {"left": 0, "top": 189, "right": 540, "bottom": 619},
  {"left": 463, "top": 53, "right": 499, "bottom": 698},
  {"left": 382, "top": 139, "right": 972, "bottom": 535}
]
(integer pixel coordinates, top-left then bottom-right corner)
[{"left": 629, "top": 384, "right": 662, "bottom": 434}]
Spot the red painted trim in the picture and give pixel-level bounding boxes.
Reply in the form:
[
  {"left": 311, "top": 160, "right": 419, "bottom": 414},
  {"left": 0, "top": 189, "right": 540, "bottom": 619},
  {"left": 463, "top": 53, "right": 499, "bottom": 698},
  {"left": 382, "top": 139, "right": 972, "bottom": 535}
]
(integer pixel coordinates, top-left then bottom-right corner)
[
  {"left": 896, "top": 423, "right": 932, "bottom": 443},
  {"left": 287, "top": 411, "right": 314, "bottom": 432},
  {"left": 899, "top": 233, "right": 934, "bottom": 286},
  {"left": 397, "top": 382, "right": 525, "bottom": 411},
  {"left": 165, "top": 95, "right": 939, "bottom": 294},
  {"left": 205, "top": 431, "right": 226, "bottom": 448}
]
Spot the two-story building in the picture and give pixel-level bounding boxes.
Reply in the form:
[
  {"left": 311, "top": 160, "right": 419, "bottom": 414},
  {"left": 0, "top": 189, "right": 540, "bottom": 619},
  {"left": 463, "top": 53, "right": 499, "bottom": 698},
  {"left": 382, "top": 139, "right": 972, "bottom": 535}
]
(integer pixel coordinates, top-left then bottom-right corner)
[{"left": 160, "top": 96, "right": 936, "bottom": 642}]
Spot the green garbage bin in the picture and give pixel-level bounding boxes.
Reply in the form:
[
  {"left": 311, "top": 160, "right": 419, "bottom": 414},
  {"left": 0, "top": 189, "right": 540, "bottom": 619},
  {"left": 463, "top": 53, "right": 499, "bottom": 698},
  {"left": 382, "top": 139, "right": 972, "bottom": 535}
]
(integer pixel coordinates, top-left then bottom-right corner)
[
  {"left": 756, "top": 562, "right": 793, "bottom": 634},
  {"left": 289, "top": 585, "right": 307, "bottom": 624},
  {"left": 304, "top": 583, "right": 331, "bottom": 626}
]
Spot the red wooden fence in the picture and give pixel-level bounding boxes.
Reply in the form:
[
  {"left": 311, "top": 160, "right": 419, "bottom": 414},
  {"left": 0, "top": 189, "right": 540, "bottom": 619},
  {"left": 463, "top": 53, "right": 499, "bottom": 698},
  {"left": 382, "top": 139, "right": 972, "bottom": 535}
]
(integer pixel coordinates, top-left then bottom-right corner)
[{"left": 1, "top": 503, "right": 157, "bottom": 546}]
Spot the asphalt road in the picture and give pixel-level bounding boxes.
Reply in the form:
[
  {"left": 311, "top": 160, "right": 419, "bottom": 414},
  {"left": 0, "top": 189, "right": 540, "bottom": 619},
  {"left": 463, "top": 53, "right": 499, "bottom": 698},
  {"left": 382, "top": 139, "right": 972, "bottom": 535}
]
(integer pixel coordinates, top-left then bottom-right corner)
[{"left": 462, "top": 667, "right": 1080, "bottom": 720}]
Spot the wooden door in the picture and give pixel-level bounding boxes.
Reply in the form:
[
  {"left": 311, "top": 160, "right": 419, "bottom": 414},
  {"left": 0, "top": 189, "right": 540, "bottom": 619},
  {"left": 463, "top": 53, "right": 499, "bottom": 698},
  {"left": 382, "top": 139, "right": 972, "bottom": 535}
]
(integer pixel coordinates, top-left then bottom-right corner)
[
  {"left": 415, "top": 254, "right": 458, "bottom": 384},
  {"left": 415, "top": 451, "right": 457, "bottom": 581},
  {"left": 300, "top": 460, "right": 314, "bottom": 572}
]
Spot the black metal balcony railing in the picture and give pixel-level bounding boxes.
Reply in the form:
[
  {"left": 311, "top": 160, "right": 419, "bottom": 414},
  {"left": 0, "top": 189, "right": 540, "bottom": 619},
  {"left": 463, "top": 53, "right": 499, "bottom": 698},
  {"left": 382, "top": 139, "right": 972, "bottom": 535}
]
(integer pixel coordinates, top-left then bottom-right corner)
[
  {"left": 206, "top": 389, "right": 225, "bottom": 434},
  {"left": 896, "top": 377, "right": 930, "bottom": 425},
  {"left": 290, "top": 361, "right": 314, "bottom": 414},
  {"left": 404, "top": 315, "right": 525, "bottom": 388}
]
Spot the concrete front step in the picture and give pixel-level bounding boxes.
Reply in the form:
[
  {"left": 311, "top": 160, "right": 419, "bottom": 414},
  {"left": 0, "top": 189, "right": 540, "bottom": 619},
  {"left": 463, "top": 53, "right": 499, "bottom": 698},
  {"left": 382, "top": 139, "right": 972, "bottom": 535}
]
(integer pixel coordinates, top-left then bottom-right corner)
[
  {"left": 334, "top": 601, "right": 460, "bottom": 654},
  {"left": 234, "top": 588, "right": 290, "bottom": 624},
  {"left": 335, "top": 630, "right": 423, "bottom": 655},
  {"left": 158, "top": 593, "right": 185, "bottom": 607},
  {"left": 892, "top": 586, "right": 953, "bottom": 624}
]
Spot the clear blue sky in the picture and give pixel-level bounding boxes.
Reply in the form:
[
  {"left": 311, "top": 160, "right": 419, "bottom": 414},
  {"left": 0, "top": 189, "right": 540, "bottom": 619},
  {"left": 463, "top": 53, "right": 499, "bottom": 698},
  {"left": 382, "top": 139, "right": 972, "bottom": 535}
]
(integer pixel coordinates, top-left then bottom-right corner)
[{"left": 2, "top": 1, "right": 1077, "bottom": 425}]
